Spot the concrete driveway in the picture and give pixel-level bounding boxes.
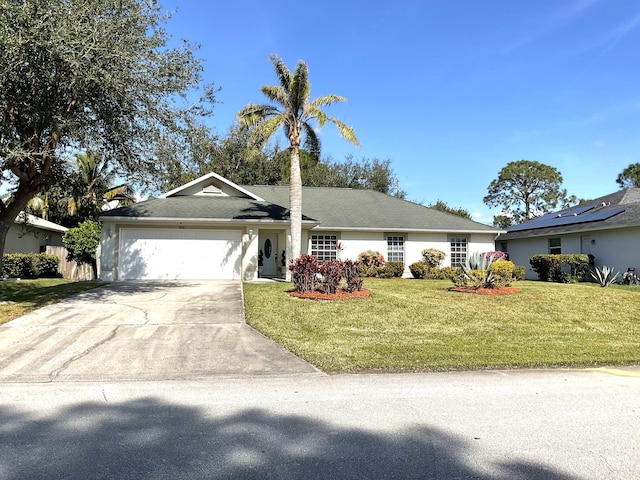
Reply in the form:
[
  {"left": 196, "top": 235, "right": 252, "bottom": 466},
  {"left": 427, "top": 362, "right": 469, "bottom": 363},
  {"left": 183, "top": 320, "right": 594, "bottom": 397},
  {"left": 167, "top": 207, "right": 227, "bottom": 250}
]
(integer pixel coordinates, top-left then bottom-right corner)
[{"left": 0, "top": 281, "right": 318, "bottom": 382}]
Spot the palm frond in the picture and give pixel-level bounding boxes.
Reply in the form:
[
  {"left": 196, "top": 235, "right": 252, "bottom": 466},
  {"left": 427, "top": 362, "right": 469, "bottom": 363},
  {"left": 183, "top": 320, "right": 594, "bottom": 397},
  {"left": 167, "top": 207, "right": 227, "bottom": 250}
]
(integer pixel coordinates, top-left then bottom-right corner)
[
  {"left": 248, "top": 112, "right": 288, "bottom": 147},
  {"left": 104, "top": 184, "right": 135, "bottom": 205},
  {"left": 309, "top": 94, "right": 347, "bottom": 108},
  {"left": 302, "top": 123, "right": 321, "bottom": 159},
  {"left": 237, "top": 103, "right": 280, "bottom": 127},
  {"left": 291, "top": 60, "right": 310, "bottom": 113},
  {"left": 326, "top": 116, "right": 361, "bottom": 147},
  {"left": 305, "top": 105, "right": 328, "bottom": 127},
  {"left": 261, "top": 85, "right": 290, "bottom": 108},
  {"left": 269, "top": 54, "right": 293, "bottom": 92}
]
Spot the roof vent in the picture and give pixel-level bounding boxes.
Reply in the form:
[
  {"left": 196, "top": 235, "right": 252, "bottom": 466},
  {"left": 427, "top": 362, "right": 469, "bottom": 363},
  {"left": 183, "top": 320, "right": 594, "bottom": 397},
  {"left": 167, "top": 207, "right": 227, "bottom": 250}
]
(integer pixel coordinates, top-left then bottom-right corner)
[{"left": 202, "top": 185, "right": 223, "bottom": 195}]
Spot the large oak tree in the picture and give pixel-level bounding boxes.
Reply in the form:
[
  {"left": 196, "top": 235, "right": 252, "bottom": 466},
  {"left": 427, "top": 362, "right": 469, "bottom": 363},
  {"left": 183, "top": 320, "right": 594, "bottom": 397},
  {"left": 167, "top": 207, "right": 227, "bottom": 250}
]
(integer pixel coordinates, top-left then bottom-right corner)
[{"left": 0, "top": 0, "right": 214, "bottom": 267}]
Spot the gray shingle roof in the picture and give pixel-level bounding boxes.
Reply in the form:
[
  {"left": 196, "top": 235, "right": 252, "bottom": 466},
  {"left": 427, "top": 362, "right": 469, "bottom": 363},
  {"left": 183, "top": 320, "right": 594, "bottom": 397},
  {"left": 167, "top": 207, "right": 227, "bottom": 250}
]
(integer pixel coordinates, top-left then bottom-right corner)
[
  {"left": 101, "top": 183, "right": 500, "bottom": 233},
  {"left": 100, "top": 196, "right": 316, "bottom": 223},
  {"left": 498, "top": 188, "right": 640, "bottom": 240},
  {"left": 245, "top": 185, "right": 499, "bottom": 232}
]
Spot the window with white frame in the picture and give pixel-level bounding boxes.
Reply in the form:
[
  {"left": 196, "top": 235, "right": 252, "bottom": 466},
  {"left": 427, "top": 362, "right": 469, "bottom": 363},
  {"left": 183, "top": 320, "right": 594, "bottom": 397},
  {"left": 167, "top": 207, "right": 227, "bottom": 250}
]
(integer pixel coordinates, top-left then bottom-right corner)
[
  {"left": 387, "top": 235, "right": 405, "bottom": 263},
  {"left": 548, "top": 238, "right": 561, "bottom": 255},
  {"left": 450, "top": 236, "right": 468, "bottom": 267},
  {"left": 311, "top": 234, "right": 338, "bottom": 262}
]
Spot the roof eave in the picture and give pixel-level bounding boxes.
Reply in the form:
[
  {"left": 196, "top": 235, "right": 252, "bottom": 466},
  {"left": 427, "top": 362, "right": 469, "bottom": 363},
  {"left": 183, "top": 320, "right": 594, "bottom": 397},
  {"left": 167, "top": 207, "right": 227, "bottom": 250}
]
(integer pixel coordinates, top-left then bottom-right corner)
[
  {"left": 99, "top": 216, "right": 318, "bottom": 226},
  {"left": 311, "top": 226, "right": 503, "bottom": 234}
]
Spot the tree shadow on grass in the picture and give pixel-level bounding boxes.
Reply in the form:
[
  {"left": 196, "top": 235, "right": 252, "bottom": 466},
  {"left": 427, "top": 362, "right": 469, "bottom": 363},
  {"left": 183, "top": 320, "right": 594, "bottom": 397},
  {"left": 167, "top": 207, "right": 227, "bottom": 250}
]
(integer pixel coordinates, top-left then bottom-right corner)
[{"left": 0, "top": 398, "right": 578, "bottom": 480}]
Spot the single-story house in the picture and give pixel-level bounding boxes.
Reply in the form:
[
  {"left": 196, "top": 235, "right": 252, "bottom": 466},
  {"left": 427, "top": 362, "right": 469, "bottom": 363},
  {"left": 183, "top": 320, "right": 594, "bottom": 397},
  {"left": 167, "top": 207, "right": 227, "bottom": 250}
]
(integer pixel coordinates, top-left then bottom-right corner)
[
  {"left": 495, "top": 188, "right": 640, "bottom": 279},
  {"left": 4, "top": 212, "right": 68, "bottom": 254},
  {"left": 99, "top": 172, "right": 502, "bottom": 281}
]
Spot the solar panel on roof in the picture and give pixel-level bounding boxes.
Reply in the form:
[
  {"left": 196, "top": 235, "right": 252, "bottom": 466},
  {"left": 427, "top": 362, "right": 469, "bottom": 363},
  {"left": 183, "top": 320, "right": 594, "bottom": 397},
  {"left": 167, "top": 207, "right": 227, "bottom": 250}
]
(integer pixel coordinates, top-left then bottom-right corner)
[
  {"left": 576, "top": 207, "right": 625, "bottom": 222},
  {"left": 562, "top": 205, "right": 594, "bottom": 216},
  {"left": 507, "top": 206, "right": 625, "bottom": 232}
]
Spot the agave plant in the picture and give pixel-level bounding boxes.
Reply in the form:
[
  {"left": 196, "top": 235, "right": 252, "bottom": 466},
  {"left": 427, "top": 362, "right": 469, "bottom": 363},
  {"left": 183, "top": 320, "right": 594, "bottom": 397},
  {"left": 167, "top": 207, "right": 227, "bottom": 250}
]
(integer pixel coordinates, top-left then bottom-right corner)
[
  {"left": 590, "top": 265, "right": 620, "bottom": 287},
  {"left": 456, "top": 252, "right": 500, "bottom": 289}
]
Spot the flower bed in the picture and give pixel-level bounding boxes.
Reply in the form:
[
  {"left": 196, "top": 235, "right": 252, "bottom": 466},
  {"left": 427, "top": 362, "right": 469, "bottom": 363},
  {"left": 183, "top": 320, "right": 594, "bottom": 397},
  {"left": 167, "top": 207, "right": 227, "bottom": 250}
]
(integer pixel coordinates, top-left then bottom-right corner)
[{"left": 289, "top": 288, "right": 371, "bottom": 300}]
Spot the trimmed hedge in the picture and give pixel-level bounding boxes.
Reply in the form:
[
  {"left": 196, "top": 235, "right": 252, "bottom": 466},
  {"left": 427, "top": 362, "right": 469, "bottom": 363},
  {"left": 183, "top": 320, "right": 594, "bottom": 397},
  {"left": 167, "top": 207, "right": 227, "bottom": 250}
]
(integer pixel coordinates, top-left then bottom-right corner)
[
  {"left": 2, "top": 253, "right": 61, "bottom": 278},
  {"left": 490, "top": 260, "right": 515, "bottom": 287},
  {"left": 379, "top": 261, "right": 405, "bottom": 278},
  {"left": 409, "top": 263, "right": 459, "bottom": 280},
  {"left": 529, "top": 254, "right": 592, "bottom": 283}
]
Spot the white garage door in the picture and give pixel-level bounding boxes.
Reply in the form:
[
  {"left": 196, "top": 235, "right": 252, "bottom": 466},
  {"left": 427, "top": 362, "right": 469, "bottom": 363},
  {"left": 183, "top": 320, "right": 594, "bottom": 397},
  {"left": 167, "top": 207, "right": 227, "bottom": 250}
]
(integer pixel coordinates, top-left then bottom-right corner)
[{"left": 118, "top": 228, "right": 242, "bottom": 280}]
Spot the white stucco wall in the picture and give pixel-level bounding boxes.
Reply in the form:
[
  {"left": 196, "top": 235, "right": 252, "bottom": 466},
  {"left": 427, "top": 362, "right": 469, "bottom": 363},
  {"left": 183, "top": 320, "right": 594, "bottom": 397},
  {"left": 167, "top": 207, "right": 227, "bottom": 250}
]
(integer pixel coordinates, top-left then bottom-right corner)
[
  {"left": 4, "top": 224, "right": 65, "bottom": 254},
  {"left": 498, "top": 226, "right": 640, "bottom": 280},
  {"left": 304, "top": 230, "right": 499, "bottom": 276},
  {"left": 98, "top": 221, "right": 118, "bottom": 281}
]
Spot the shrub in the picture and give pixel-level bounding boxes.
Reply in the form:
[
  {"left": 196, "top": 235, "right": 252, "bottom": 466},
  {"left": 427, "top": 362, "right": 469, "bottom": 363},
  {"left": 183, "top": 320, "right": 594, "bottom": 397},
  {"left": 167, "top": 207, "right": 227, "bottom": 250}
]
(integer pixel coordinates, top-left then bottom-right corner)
[
  {"left": 2, "top": 253, "right": 60, "bottom": 278},
  {"left": 318, "top": 260, "right": 345, "bottom": 294},
  {"left": 530, "top": 255, "right": 561, "bottom": 282},
  {"left": 435, "top": 266, "right": 459, "bottom": 281},
  {"left": 563, "top": 254, "right": 593, "bottom": 279},
  {"left": 481, "top": 251, "right": 508, "bottom": 261},
  {"left": 289, "top": 254, "right": 318, "bottom": 293},
  {"left": 421, "top": 248, "right": 446, "bottom": 269},
  {"left": 513, "top": 265, "right": 525, "bottom": 281},
  {"left": 358, "top": 250, "right": 385, "bottom": 277},
  {"left": 2, "top": 253, "right": 36, "bottom": 278},
  {"left": 343, "top": 260, "right": 363, "bottom": 292},
  {"left": 409, "top": 262, "right": 429, "bottom": 279},
  {"left": 32, "top": 254, "right": 61, "bottom": 277},
  {"left": 290, "top": 256, "right": 364, "bottom": 294},
  {"left": 63, "top": 220, "right": 101, "bottom": 278},
  {"left": 529, "top": 254, "right": 591, "bottom": 282},
  {"left": 379, "top": 261, "right": 404, "bottom": 278},
  {"left": 490, "top": 260, "right": 515, "bottom": 287}
]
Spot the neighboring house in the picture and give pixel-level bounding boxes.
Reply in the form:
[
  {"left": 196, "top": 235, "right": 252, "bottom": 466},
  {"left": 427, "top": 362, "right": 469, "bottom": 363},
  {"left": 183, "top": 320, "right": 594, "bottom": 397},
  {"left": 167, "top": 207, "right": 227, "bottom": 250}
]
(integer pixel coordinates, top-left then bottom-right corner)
[
  {"left": 4, "top": 212, "right": 68, "bottom": 254},
  {"left": 495, "top": 188, "right": 640, "bottom": 279},
  {"left": 99, "top": 172, "right": 502, "bottom": 281}
]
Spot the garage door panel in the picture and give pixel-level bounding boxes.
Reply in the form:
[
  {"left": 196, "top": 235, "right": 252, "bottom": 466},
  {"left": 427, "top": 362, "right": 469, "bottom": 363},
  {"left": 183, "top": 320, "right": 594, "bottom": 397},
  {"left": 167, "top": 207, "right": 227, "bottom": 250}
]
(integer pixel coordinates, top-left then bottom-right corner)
[{"left": 119, "top": 229, "right": 242, "bottom": 280}]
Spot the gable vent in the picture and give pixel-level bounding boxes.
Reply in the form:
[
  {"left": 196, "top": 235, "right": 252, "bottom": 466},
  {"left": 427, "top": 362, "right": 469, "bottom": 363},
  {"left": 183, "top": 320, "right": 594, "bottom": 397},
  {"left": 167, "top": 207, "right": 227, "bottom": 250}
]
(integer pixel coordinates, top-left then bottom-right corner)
[{"left": 202, "top": 185, "right": 223, "bottom": 195}]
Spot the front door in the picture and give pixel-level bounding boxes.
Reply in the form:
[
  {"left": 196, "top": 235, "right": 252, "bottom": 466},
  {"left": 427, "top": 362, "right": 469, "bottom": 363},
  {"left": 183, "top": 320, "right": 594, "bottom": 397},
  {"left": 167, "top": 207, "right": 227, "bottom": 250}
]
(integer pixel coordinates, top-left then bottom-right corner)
[{"left": 260, "top": 233, "right": 278, "bottom": 277}]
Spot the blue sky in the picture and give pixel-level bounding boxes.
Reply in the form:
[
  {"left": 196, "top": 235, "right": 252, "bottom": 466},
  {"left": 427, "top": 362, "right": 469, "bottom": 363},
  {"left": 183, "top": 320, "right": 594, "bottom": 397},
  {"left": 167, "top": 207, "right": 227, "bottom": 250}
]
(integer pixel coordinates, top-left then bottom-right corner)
[{"left": 161, "top": 0, "right": 640, "bottom": 224}]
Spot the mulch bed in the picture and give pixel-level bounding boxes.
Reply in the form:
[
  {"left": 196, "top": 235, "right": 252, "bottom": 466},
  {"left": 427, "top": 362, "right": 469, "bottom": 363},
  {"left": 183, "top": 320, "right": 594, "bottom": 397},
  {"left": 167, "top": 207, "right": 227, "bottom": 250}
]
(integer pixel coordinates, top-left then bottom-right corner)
[
  {"left": 452, "top": 286, "right": 521, "bottom": 296},
  {"left": 289, "top": 288, "right": 371, "bottom": 300}
]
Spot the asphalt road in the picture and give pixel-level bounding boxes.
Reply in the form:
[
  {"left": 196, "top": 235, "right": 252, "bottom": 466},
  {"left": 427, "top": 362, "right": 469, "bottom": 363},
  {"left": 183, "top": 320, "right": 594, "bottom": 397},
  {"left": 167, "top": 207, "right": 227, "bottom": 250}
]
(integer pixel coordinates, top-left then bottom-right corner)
[{"left": 1, "top": 368, "right": 639, "bottom": 479}]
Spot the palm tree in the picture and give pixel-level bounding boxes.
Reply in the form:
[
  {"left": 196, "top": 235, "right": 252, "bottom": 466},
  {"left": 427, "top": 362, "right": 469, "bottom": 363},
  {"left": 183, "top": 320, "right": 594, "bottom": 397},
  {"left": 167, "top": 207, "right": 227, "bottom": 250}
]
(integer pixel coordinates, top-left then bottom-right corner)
[
  {"left": 68, "top": 152, "right": 135, "bottom": 220},
  {"left": 237, "top": 54, "right": 359, "bottom": 260}
]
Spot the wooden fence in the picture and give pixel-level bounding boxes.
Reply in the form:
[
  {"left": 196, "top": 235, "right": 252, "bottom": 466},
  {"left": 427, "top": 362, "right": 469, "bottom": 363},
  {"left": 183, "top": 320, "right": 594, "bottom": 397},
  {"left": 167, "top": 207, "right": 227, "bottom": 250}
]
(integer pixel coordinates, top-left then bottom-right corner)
[{"left": 45, "top": 245, "right": 94, "bottom": 281}]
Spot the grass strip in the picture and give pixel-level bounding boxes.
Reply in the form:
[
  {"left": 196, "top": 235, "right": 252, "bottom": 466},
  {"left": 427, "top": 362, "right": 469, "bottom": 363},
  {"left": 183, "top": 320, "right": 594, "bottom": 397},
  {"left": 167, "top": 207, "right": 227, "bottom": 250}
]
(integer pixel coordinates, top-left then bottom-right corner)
[{"left": 0, "top": 279, "right": 107, "bottom": 325}]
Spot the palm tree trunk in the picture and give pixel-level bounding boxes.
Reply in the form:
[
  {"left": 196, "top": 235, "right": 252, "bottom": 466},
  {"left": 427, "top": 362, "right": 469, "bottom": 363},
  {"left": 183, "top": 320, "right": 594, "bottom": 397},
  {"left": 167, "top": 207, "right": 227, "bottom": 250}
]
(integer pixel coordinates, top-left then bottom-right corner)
[{"left": 289, "top": 145, "right": 303, "bottom": 261}]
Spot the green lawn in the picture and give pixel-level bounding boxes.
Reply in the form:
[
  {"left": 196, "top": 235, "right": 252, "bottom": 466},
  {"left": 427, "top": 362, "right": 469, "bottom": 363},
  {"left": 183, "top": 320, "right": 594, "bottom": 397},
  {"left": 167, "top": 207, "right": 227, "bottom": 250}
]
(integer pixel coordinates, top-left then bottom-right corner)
[
  {"left": 243, "top": 279, "right": 640, "bottom": 373},
  {"left": 0, "top": 279, "right": 106, "bottom": 325}
]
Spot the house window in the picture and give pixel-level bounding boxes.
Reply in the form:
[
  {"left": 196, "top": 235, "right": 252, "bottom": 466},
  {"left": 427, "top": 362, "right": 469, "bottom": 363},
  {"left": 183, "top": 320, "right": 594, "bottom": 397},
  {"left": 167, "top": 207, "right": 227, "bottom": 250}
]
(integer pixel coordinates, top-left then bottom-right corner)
[
  {"left": 549, "top": 238, "right": 561, "bottom": 255},
  {"left": 387, "top": 235, "right": 404, "bottom": 264},
  {"left": 311, "top": 234, "right": 338, "bottom": 262},
  {"left": 450, "top": 236, "right": 468, "bottom": 267}
]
